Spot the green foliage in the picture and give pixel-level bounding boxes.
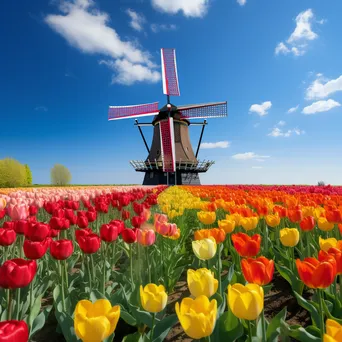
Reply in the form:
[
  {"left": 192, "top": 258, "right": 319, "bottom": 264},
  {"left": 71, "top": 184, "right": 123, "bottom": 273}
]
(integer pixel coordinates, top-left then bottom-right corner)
[
  {"left": 0, "top": 158, "right": 27, "bottom": 187},
  {"left": 25, "top": 164, "right": 33, "bottom": 186},
  {"left": 50, "top": 164, "right": 72, "bottom": 186}
]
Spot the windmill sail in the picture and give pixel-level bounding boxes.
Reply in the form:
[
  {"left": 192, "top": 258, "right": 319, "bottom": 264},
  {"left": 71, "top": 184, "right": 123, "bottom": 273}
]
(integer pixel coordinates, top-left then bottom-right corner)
[
  {"left": 159, "top": 118, "right": 176, "bottom": 172},
  {"left": 178, "top": 102, "right": 227, "bottom": 119},
  {"left": 108, "top": 102, "right": 159, "bottom": 121},
  {"left": 161, "top": 48, "right": 180, "bottom": 97}
]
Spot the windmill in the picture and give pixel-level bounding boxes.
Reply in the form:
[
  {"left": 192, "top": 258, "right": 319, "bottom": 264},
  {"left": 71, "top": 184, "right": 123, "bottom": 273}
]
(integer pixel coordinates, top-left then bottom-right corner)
[{"left": 108, "top": 48, "right": 227, "bottom": 185}]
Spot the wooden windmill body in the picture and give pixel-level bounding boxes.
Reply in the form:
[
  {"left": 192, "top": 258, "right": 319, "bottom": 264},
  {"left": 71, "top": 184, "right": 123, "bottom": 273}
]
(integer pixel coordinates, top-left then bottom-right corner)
[{"left": 108, "top": 49, "right": 227, "bottom": 185}]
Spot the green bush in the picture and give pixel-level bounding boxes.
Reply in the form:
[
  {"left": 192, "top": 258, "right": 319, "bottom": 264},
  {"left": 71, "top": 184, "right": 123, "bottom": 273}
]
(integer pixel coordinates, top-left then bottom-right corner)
[
  {"left": 51, "top": 164, "right": 72, "bottom": 186},
  {"left": 0, "top": 158, "right": 27, "bottom": 187},
  {"left": 25, "top": 164, "right": 33, "bottom": 186}
]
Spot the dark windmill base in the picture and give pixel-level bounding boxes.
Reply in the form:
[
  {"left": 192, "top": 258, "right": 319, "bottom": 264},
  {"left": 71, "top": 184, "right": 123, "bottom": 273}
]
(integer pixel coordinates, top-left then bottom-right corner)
[{"left": 143, "top": 171, "right": 201, "bottom": 185}]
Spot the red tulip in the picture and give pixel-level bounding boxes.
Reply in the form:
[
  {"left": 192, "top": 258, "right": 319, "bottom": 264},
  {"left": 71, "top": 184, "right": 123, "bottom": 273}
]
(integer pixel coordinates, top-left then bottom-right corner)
[
  {"left": 0, "top": 258, "right": 37, "bottom": 289},
  {"left": 231, "top": 233, "right": 261, "bottom": 257},
  {"left": 300, "top": 216, "right": 315, "bottom": 232},
  {"left": 0, "top": 320, "right": 29, "bottom": 342},
  {"left": 24, "top": 222, "right": 50, "bottom": 242},
  {"left": 52, "top": 208, "right": 65, "bottom": 219},
  {"left": 14, "top": 220, "right": 29, "bottom": 235},
  {"left": 121, "top": 228, "right": 137, "bottom": 244},
  {"left": 119, "top": 195, "right": 131, "bottom": 207},
  {"left": 3, "top": 221, "right": 15, "bottom": 230},
  {"left": 23, "top": 239, "right": 50, "bottom": 260},
  {"left": 49, "top": 217, "right": 64, "bottom": 230},
  {"left": 241, "top": 256, "right": 274, "bottom": 285},
  {"left": 71, "top": 201, "right": 79, "bottom": 210},
  {"left": 76, "top": 229, "right": 101, "bottom": 254},
  {"left": 122, "top": 210, "right": 130, "bottom": 220},
  {"left": 326, "top": 209, "right": 342, "bottom": 224},
  {"left": 288, "top": 209, "right": 303, "bottom": 223},
  {"left": 319, "top": 248, "right": 342, "bottom": 275},
  {"left": 50, "top": 239, "right": 74, "bottom": 260},
  {"left": 49, "top": 229, "right": 59, "bottom": 238},
  {"left": 133, "top": 202, "right": 144, "bottom": 215},
  {"left": 100, "top": 224, "right": 119, "bottom": 243},
  {"left": 109, "top": 220, "right": 125, "bottom": 234},
  {"left": 77, "top": 216, "right": 89, "bottom": 229},
  {"left": 29, "top": 205, "right": 38, "bottom": 216},
  {"left": 86, "top": 211, "right": 97, "bottom": 223},
  {"left": 95, "top": 202, "right": 108, "bottom": 213},
  {"left": 296, "top": 257, "right": 336, "bottom": 289},
  {"left": 131, "top": 216, "right": 142, "bottom": 228},
  {"left": 273, "top": 206, "right": 288, "bottom": 218},
  {"left": 0, "top": 228, "right": 16, "bottom": 246}
]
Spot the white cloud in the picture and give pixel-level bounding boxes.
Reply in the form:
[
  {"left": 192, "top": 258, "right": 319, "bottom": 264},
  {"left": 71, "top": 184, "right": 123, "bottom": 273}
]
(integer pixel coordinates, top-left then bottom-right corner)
[
  {"left": 151, "top": 0, "right": 209, "bottom": 17},
  {"left": 45, "top": 0, "right": 160, "bottom": 85},
  {"left": 237, "top": 0, "right": 246, "bottom": 6},
  {"left": 150, "top": 23, "right": 177, "bottom": 33},
  {"left": 99, "top": 59, "right": 160, "bottom": 85},
  {"left": 232, "top": 152, "right": 270, "bottom": 161},
  {"left": 268, "top": 127, "right": 305, "bottom": 138},
  {"left": 302, "top": 99, "right": 341, "bottom": 115},
  {"left": 306, "top": 74, "right": 342, "bottom": 100},
  {"left": 35, "top": 106, "right": 48, "bottom": 112},
  {"left": 287, "top": 105, "right": 299, "bottom": 113},
  {"left": 275, "top": 9, "right": 322, "bottom": 56},
  {"left": 249, "top": 101, "right": 272, "bottom": 116},
  {"left": 126, "top": 9, "right": 145, "bottom": 32},
  {"left": 252, "top": 166, "right": 263, "bottom": 169},
  {"left": 201, "top": 141, "right": 230, "bottom": 149},
  {"left": 277, "top": 120, "right": 286, "bottom": 126}
]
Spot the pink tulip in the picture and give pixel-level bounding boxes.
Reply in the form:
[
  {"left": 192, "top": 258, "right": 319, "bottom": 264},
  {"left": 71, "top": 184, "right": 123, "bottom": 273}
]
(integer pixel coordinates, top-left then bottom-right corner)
[
  {"left": 136, "top": 229, "right": 156, "bottom": 246},
  {"left": 8, "top": 204, "right": 29, "bottom": 221}
]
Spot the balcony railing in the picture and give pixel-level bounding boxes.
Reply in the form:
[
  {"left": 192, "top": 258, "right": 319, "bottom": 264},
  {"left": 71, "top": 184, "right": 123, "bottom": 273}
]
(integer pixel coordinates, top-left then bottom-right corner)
[{"left": 129, "top": 159, "right": 215, "bottom": 173}]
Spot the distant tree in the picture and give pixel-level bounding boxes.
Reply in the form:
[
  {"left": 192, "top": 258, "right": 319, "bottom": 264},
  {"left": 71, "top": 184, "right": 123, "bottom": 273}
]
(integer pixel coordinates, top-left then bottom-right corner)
[
  {"left": 0, "top": 158, "right": 27, "bottom": 187},
  {"left": 317, "top": 181, "right": 325, "bottom": 186},
  {"left": 51, "top": 164, "right": 72, "bottom": 186},
  {"left": 25, "top": 164, "right": 33, "bottom": 186}
]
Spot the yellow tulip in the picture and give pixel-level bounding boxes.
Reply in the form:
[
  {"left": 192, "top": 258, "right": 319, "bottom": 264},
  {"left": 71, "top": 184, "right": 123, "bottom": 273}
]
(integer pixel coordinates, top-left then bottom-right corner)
[
  {"left": 265, "top": 213, "right": 280, "bottom": 228},
  {"left": 314, "top": 207, "right": 326, "bottom": 221},
  {"left": 187, "top": 268, "right": 218, "bottom": 298},
  {"left": 319, "top": 237, "right": 338, "bottom": 252},
  {"left": 175, "top": 295, "right": 217, "bottom": 339},
  {"left": 197, "top": 211, "right": 216, "bottom": 225},
  {"left": 140, "top": 284, "right": 167, "bottom": 313},
  {"left": 240, "top": 217, "right": 259, "bottom": 231},
  {"left": 324, "top": 319, "right": 342, "bottom": 342},
  {"left": 228, "top": 283, "right": 264, "bottom": 320},
  {"left": 226, "top": 213, "right": 241, "bottom": 226},
  {"left": 74, "top": 299, "right": 120, "bottom": 342},
  {"left": 192, "top": 237, "right": 217, "bottom": 260},
  {"left": 218, "top": 219, "right": 235, "bottom": 234},
  {"left": 318, "top": 217, "right": 335, "bottom": 232},
  {"left": 302, "top": 206, "right": 315, "bottom": 218},
  {"left": 0, "top": 198, "right": 6, "bottom": 210},
  {"left": 279, "top": 228, "right": 299, "bottom": 247}
]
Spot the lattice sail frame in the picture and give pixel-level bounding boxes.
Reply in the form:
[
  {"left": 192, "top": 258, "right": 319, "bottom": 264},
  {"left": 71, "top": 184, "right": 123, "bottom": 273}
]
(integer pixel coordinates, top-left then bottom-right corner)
[
  {"left": 161, "top": 48, "right": 180, "bottom": 97},
  {"left": 159, "top": 118, "right": 176, "bottom": 172},
  {"left": 178, "top": 102, "right": 227, "bottom": 120},
  {"left": 108, "top": 102, "right": 159, "bottom": 121}
]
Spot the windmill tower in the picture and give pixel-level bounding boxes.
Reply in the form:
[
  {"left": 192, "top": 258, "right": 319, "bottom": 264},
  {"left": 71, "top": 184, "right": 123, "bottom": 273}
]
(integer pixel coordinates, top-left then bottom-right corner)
[{"left": 108, "top": 48, "right": 227, "bottom": 185}]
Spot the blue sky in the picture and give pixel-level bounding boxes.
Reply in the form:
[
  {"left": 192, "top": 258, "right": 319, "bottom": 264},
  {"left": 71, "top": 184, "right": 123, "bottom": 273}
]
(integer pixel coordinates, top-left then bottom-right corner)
[{"left": 1, "top": 0, "right": 342, "bottom": 185}]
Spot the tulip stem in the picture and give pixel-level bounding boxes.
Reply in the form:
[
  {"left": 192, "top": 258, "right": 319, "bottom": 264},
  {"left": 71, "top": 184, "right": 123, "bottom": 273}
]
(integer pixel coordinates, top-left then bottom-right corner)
[
  {"left": 29, "top": 278, "right": 34, "bottom": 326},
  {"left": 102, "top": 244, "right": 107, "bottom": 295},
  {"left": 217, "top": 246, "right": 222, "bottom": 296},
  {"left": 247, "top": 320, "right": 253, "bottom": 342},
  {"left": 291, "top": 247, "right": 295, "bottom": 274},
  {"left": 306, "top": 232, "right": 311, "bottom": 257},
  {"left": 147, "top": 246, "right": 151, "bottom": 283},
  {"left": 7, "top": 289, "right": 12, "bottom": 321},
  {"left": 317, "top": 289, "right": 325, "bottom": 337},
  {"left": 86, "top": 255, "right": 93, "bottom": 294},
  {"left": 261, "top": 310, "right": 267, "bottom": 342},
  {"left": 339, "top": 275, "right": 342, "bottom": 304},
  {"left": 15, "top": 288, "right": 21, "bottom": 320},
  {"left": 64, "top": 260, "right": 69, "bottom": 291},
  {"left": 60, "top": 262, "right": 66, "bottom": 312},
  {"left": 150, "top": 313, "right": 155, "bottom": 341},
  {"left": 112, "top": 242, "right": 116, "bottom": 265},
  {"left": 130, "top": 244, "right": 134, "bottom": 290}
]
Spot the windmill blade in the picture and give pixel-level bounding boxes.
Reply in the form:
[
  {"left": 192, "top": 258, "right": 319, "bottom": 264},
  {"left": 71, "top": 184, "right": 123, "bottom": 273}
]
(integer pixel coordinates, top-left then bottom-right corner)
[
  {"left": 161, "top": 48, "right": 180, "bottom": 97},
  {"left": 178, "top": 101, "right": 227, "bottom": 119},
  {"left": 159, "top": 117, "right": 176, "bottom": 172},
  {"left": 108, "top": 102, "right": 159, "bottom": 121}
]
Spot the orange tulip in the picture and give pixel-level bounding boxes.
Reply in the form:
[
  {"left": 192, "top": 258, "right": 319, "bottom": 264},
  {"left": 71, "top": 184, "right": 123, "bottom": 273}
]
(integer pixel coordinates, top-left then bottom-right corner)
[
  {"left": 241, "top": 257, "right": 274, "bottom": 285},
  {"left": 194, "top": 228, "right": 226, "bottom": 244},
  {"left": 299, "top": 216, "right": 315, "bottom": 232},
  {"left": 231, "top": 233, "right": 261, "bottom": 258},
  {"left": 273, "top": 206, "right": 287, "bottom": 218},
  {"left": 319, "top": 248, "right": 342, "bottom": 275},
  {"left": 296, "top": 257, "right": 337, "bottom": 289},
  {"left": 288, "top": 209, "right": 303, "bottom": 223},
  {"left": 326, "top": 210, "right": 342, "bottom": 224}
]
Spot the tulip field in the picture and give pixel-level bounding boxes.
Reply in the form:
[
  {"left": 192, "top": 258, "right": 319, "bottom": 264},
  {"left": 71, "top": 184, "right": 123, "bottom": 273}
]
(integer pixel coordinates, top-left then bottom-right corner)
[{"left": 2, "top": 185, "right": 342, "bottom": 341}]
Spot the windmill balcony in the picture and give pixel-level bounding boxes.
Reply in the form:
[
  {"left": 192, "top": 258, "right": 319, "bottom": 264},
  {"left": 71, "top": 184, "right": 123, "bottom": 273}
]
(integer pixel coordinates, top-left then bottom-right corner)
[{"left": 129, "top": 159, "right": 215, "bottom": 173}]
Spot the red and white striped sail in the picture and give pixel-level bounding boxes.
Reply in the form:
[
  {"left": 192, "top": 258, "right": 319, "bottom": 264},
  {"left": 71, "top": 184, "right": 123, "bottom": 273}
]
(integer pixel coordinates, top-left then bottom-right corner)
[
  {"left": 178, "top": 102, "right": 228, "bottom": 119},
  {"left": 108, "top": 102, "right": 159, "bottom": 121},
  {"left": 159, "top": 118, "right": 176, "bottom": 172},
  {"left": 161, "top": 48, "right": 180, "bottom": 97}
]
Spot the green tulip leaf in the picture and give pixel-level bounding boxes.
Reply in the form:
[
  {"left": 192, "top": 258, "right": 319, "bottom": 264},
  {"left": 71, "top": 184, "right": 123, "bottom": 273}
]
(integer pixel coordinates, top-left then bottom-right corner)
[
  {"left": 293, "top": 292, "right": 321, "bottom": 329},
  {"left": 215, "top": 308, "right": 244, "bottom": 342},
  {"left": 54, "top": 311, "right": 78, "bottom": 342},
  {"left": 120, "top": 307, "right": 138, "bottom": 326},
  {"left": 30, "top": 306, "right": 52, "bottom": 337},
  {"left": 266, "top": 307, "right": 287, "bottom": 341},
  {"left": 28, "top": 293, "right": 44, "bottom": 330},
  {"left": 122, "top": 332, "right": 147, "bottom": 342},
  {"left": 152, "top": 314, "right": 178, "bottom": 342}
]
